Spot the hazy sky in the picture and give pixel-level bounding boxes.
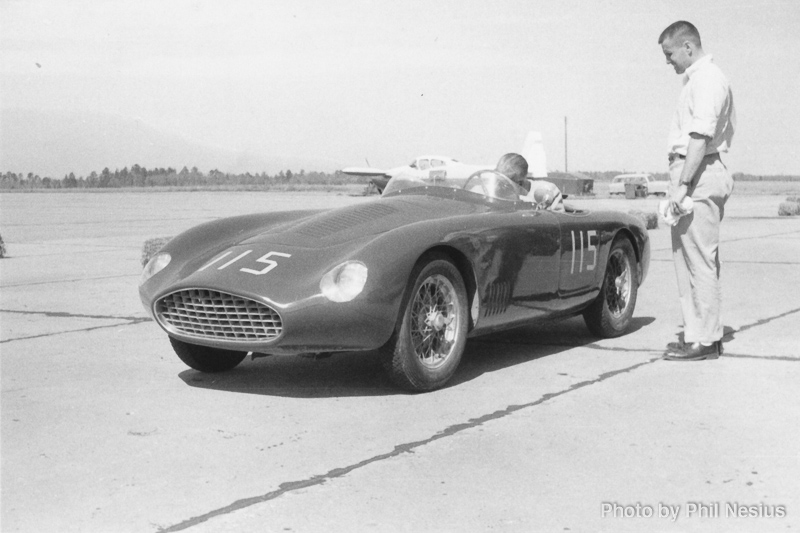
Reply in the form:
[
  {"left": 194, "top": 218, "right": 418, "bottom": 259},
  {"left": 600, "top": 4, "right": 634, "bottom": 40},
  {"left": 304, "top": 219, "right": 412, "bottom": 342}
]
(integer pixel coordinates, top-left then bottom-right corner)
[{"left": 2, "top": 0, "right": 799, "bottom": 175}]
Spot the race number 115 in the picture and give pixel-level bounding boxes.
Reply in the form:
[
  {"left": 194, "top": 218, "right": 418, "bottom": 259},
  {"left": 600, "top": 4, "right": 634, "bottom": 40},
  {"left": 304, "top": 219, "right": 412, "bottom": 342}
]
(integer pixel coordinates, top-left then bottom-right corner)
[{"left": 570, "top": 230, "right": 597, "bottom": 274}]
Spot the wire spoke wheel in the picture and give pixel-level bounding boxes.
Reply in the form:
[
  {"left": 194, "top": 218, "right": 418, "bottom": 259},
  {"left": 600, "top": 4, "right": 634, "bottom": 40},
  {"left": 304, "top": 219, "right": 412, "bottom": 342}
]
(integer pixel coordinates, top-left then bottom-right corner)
[
  {"left": 604, "top": 248, "right": 632, "bottom": 316},
  {"left": 382, "top": 254, "right": 468, "bottom": 392},
  {"left": 410, "top": 274, "right": 459, "bottom": 369},
  {"left": 583, "top": 237, "right": 638, "bottom": 338}
]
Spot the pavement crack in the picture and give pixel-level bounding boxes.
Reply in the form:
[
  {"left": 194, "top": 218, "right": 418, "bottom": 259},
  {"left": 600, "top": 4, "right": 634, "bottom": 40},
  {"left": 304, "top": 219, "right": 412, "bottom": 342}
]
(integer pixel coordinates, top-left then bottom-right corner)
[
  {"left": 155, "top": 357, "right": 659, "bottom": 532},
  {"left": 1, "top": 274, "right": 138, "bottom": 288},
  {"left": 5, "top": 246, "right": 138, "bottom": 258},
  {"left": 0, "top": 308, "right": 147, "bottom": 321},
  {"left": 0, "top": 309, "right": 151, "bottom": 344},
  {"left": 472, "top": 305, "right": 800, "bottom": 359},
  {"left": 472, "top": 338, "right": 663, "bottom": 354},
  {"left": 1, "top": 321, "right": 152, "bottom": 344},
  {"left": 721, "top": 353, "right": 799, "bottom": 362},
  {"left": 728, "top": 306, "right": 800, "bottom": 336}
]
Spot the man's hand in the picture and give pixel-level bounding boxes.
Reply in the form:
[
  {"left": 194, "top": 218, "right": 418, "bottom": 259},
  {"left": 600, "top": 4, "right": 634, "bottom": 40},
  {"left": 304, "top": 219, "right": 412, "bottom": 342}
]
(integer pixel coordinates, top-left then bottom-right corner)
[
  {"left": 671, "top": 133, "right": 710, "bottom": 214},
  {"left": 670, "top": 183, "right": 689, "bottom": 214}
]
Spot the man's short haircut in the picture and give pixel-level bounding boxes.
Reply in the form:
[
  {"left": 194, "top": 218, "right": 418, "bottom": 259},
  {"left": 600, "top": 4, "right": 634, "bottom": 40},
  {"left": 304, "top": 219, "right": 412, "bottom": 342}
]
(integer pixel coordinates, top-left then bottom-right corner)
[
  {"left": 496, "top": 153, "right": 528, "bottom": 183},
  {"left": 658, "top": 20, "right": 702, "bottom": 47}
]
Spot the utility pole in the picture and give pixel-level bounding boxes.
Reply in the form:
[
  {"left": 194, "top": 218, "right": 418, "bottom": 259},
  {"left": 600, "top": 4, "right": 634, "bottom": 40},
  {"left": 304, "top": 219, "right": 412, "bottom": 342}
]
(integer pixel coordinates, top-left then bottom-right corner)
[{"left": 564, "top": 116, "right": 568, "bottom": 173}]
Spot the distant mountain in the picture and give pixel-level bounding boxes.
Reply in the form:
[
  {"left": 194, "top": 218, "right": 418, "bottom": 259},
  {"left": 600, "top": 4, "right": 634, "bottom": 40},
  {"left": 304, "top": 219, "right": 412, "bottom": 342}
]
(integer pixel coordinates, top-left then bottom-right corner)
[{"left": 0, "top": 108, "right": 334, "bottom": 177}]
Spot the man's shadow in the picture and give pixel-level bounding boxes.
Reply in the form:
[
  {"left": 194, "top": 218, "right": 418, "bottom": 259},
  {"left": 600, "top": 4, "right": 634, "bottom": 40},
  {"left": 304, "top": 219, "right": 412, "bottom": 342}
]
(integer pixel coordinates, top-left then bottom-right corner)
[{"left": 179, "top": 316, "right": 655, "bottom": 398}]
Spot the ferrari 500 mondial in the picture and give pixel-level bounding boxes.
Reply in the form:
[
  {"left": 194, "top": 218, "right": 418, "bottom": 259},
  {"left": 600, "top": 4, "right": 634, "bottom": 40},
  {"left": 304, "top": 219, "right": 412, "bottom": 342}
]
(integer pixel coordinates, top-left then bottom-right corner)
[{"left": 140, "top": 172, "right": 650, "bottom": 392}]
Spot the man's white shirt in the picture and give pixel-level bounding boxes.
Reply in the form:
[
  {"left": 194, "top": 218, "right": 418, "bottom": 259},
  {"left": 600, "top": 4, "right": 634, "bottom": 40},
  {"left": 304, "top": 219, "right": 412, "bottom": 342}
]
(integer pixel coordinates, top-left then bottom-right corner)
[{"left": 668, "top": 55, "right": 736, "bottom": 156}]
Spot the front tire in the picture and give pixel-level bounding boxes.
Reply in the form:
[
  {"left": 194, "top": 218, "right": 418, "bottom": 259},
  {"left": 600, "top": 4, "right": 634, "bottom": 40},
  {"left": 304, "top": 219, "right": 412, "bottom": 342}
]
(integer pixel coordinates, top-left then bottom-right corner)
[
  {"left": 382, "top": 254, "right": 468, "bottom": 392},
  {"left": 169, "top": 337, "right": 247, "bottom": 372},
  {"left": 583, "top": 237, "right": 638, "bottom": 337}
]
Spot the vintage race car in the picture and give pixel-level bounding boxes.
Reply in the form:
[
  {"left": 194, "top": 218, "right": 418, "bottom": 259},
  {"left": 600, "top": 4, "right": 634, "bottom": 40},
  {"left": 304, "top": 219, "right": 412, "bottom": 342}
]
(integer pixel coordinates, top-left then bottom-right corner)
[{"left": 139, "top": 171, "right": 650, "bottom": 392}]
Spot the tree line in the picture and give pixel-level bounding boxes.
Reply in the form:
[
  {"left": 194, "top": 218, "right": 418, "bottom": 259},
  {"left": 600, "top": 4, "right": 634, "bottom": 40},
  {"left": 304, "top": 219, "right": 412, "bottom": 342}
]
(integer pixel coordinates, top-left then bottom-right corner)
[
  {"left": 2, "top": 165, "right": 796, "bottom": 190},
  {"left": 0, "top": 165, "right": 359, "bottom": 190}
]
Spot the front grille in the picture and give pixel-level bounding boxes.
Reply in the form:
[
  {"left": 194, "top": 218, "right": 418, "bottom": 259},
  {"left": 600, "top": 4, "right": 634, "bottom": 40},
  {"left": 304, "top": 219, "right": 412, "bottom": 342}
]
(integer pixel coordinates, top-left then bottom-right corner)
[{"left": 156, "top": 289, "right": 282, "bottom": 341}]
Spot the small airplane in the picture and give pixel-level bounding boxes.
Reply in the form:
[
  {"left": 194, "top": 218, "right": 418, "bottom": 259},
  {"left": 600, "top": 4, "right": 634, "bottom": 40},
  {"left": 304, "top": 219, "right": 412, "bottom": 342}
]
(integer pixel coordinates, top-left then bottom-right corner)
[{"left": 341, "top": 131, "right": 548, "bottom": 194}]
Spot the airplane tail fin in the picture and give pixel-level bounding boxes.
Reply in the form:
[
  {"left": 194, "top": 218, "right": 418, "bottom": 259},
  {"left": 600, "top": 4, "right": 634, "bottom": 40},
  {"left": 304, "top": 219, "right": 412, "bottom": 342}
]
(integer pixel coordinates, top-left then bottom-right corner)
[{"left": 521, "top": 131, "right": 548, "bottom": 178}]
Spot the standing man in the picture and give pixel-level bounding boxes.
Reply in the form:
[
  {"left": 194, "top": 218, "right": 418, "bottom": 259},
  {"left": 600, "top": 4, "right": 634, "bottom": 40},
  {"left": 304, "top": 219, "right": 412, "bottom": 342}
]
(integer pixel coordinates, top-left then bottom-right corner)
[{"left": 659, "top": 21, "right": 736, "bottom": 361}]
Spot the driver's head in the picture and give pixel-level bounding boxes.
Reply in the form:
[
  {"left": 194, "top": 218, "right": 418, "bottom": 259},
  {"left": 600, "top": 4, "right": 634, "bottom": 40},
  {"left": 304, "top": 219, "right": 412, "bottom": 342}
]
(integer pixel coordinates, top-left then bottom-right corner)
[{"left": 496, "top": 153, "right": 529, "bottom": 189}]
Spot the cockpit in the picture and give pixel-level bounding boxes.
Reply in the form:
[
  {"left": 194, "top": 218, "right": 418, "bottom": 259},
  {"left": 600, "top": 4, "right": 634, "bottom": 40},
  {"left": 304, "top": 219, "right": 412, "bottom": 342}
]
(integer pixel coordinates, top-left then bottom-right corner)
[
  {"left": 383, "top": 170, "right": 566, "bottom": 212},
  {"left": 384, "top": 170, "right": 518, "bottom": 200}
]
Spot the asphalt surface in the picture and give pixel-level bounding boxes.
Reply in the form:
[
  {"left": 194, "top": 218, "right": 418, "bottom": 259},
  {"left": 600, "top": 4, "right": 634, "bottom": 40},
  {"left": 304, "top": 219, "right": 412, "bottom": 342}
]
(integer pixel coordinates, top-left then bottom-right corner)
[{"left": 1, "top": 190, "right": 798, "bottom": 533}]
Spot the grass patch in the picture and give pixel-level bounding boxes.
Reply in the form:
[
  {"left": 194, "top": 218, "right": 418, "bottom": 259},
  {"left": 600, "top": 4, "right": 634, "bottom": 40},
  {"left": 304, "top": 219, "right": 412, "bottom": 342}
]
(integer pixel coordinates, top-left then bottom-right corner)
[
  {"left": 141, "top": 237, "right": 173, "bottom": 267},
  {"left": 627, "top": 210, "right": 659, "bottom": 230},
  {"left": 778, "top": 201, "right": 800, "bottom": 216}
]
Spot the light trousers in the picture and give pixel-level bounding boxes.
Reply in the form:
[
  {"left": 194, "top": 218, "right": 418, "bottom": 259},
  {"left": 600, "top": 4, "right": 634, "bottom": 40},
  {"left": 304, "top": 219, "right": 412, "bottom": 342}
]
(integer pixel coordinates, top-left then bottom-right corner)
[{"left": 669, "top": 156, "right": 734, "bottom": 344}]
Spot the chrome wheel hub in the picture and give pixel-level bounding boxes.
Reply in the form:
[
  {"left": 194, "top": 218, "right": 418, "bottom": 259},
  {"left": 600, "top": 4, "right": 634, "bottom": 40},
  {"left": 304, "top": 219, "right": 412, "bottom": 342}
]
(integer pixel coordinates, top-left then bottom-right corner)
[
  {"left": 411, "top": 274, "right": 459, "bottom": 369},
  {"left": 605, "top": 250, "right": 632, "bottom": 316}
]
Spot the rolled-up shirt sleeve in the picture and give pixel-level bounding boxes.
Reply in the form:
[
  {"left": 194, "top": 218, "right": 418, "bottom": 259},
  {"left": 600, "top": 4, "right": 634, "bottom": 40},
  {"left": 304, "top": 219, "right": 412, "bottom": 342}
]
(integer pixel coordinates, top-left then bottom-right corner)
[
  {"left": 688, "top": 69, "right": 729, "bottom": 139},
  {"left": 667, "top": 55, "right": 735, "bottom": 156}
]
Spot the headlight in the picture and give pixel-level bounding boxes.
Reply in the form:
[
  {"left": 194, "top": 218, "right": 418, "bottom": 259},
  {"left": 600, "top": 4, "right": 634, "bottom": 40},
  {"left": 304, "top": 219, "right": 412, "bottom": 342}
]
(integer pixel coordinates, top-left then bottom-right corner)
[
  {"left": 320, "top": 261, "right": 368, "bottom": 302},
  {"left": 139, "top": 252, "right": 171, "bottom": 286}
]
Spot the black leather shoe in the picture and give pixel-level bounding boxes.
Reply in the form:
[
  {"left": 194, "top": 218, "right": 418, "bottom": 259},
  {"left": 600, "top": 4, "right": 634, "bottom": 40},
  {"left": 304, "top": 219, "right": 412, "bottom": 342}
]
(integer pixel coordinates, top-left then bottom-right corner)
[
  {"left": 664, "top": 341, "right": 721, "bottom": 361},
  {"left": 666, "top": 340, "right": 723, "bottom": 354},
  {"left": 706, "top": 341, "right": 721, "bottom": 360},
  {"left": 666, "top": 341, "right": 684, "bottom": 352}
]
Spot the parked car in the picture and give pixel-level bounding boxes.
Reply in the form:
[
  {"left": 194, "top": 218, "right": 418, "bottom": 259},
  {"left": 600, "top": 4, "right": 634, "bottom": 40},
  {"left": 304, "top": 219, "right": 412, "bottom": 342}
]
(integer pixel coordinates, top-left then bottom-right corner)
[
  {"left": 140, "top": 171, "right": 650, "bottom": 392},
  {"left": 609, "top": 173, "right": 669, "bottom": 196}
]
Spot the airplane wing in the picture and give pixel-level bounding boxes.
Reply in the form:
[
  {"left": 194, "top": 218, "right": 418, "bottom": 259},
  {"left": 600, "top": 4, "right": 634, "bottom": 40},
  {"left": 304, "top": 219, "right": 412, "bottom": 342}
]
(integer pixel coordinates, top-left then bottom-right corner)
[{"left": 340, "top": 167, "right": 391, "bottom": 177}]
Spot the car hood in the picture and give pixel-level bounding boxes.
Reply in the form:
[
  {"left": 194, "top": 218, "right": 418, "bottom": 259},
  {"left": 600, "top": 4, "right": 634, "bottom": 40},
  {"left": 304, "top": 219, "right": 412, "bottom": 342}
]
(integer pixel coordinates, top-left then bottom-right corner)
[{"left": 146, "top": 193, "right": 489, "bottom": 306}]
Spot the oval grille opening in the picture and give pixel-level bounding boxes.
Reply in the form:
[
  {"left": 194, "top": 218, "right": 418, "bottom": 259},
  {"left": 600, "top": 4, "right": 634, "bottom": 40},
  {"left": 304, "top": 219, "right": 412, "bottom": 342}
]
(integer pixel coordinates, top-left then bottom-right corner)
[{"left": 156, "top": 289, "right": 282, "bottom": 341}]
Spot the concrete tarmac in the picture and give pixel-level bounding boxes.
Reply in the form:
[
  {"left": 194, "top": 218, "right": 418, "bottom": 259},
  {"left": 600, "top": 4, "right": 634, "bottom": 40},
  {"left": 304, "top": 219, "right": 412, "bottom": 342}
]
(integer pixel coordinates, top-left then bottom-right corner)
[{"left": 1, "top": 190, "right": 798, "bottom": 532}]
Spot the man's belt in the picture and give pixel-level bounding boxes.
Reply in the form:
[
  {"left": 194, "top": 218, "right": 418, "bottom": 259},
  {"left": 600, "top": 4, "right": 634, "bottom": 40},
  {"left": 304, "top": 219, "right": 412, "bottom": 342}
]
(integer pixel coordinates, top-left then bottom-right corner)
[{"left": 668, "top": 152, "right": 720, "bottom": 163}]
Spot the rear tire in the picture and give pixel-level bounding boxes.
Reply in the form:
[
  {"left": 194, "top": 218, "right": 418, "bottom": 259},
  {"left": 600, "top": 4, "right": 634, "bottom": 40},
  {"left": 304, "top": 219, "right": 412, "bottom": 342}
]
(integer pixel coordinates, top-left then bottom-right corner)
[
  {"left": 169, "top": 337, "right": 247, "bottom": 372},
  {"left": 583, "top": 237, "right": 638, "bottom": 337},
  {"left": 381, "top": 254, "right": 468, "bottom": 392}
]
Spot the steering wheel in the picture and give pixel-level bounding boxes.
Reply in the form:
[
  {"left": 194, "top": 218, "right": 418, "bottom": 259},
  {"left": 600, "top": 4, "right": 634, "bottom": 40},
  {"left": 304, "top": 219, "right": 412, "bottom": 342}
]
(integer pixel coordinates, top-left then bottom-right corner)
[{"left": 463, "top": 170, "right": 521, "bottom": 201}]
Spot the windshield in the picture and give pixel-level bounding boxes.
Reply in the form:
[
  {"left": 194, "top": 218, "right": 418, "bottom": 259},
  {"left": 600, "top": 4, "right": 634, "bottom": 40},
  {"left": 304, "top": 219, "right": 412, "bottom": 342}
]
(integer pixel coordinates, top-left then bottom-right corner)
[
  {"left": 383, "top": 171, "right": 523, "bottom": 203},
  {"left": 383, "top": 173, "right": 465, "bottom": 196},
  {"left": 463, "top": 171, "right": 521, "bottom": 201}
]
